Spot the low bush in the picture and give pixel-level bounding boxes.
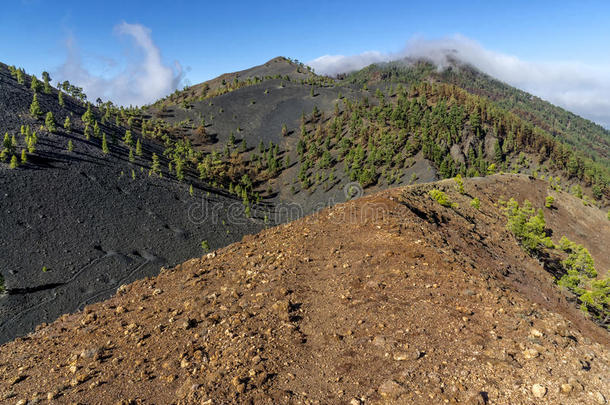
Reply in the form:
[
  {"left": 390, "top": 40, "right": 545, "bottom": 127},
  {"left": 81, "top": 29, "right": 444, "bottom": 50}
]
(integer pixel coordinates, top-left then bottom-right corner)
[
  {"left": 429, "top": 189, "right": 455, "bottom": 208},
  {"left": 505, "top": 198, "right": 553, "bottom": 254}
]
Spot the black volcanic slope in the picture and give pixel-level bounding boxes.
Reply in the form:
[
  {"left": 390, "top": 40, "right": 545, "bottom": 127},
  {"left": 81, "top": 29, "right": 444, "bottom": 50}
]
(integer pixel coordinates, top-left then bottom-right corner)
[{"left": 0, "top": 63, "right": 263, "bottom": 343}]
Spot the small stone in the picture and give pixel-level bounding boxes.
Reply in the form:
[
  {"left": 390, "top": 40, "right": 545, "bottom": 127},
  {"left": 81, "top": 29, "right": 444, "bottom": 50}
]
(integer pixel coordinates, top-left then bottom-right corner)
[
  {"left": 568, "top": 377, "right": 584, "bottom": 391},
  {"left": 80, "top": 348, "right": 100, "bottom": 360},
  {"left": 372, "top": 336, "right": 386, "bottom": 348},
  {"left": 594, "top": 392, "right": 607, "bottom": 404},
  {"left": 532, "top": 384, "right": 546, "bottom": 398},
  {"left": 522, "top": 348, "right": 539, "bottom": 359},
  {"left": 378, "top": 380, "right": 405, "bottom": 398},
  {"left": 272, "top": 300, "right": 290, "bottom": 314},
  {"left": 393, "top": 352, "right": 408, "bottom": 361},
  {"left": 560, "top": 383, "right": 572, "bottom": 394},
  {"left": 349, "top": 398, "right": 362, "bottom": 405},
  {"left": 530, "top": 328, "right": 543, "bottom": 338}
]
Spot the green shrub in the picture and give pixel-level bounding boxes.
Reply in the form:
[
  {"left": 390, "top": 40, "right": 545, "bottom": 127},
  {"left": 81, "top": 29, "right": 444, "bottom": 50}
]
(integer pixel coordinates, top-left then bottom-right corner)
[
  {"left": 429, "top": 189, "right": 455, "bottom": 208},
  {"left": 556, "top": 236, "right": 608, "bottom": 324},
  {"left": 578, "top": 278, "right": 609, "bottom": 322},
  {"left": 470, "top": 197, "right": 480, "bottom": 209},
  {"left": 558, "top": 236, "right": 596, "bottom": 279},
  {"left": 505, "top": 198, "right": 553, "bottom": 254},
  {"left": 201, "top": 240, "right": 210, "bottom": 251},
  {"left": 454, "top": 174, "right": 464, "bottom": 194},
  {"left": 545, "top": 195, "right": 554, "bottom": 208},
  {"left": 9, "top": 155, "right": 18, "bottom": 169}
]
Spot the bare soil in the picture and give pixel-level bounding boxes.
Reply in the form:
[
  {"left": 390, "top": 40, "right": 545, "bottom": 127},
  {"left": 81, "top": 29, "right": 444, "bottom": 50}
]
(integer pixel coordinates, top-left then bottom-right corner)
[{"left": 0, "top": 174, "right": 607, "bottom": 404}]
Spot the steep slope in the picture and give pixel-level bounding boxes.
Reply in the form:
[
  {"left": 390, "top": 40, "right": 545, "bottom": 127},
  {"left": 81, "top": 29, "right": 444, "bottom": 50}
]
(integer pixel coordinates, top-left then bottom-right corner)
[
  {"left": 0, "top": 175, "right": 607, "bottom": 404},
  {"left": 343, "top": 58, "right": 610, "bottom": 168},
  {"left": 0, "top": 63, "right": 263, "bottom": 343}
]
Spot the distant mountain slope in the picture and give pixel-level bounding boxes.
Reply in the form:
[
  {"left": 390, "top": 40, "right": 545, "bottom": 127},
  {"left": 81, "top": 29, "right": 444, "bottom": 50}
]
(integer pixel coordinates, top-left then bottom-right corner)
[
  {"left": 0, "top": 175, "right": 607, "bottom": 404},
  {"left": 343, "top": 59, "right": 610, "bottom": 168},
  {"left": 0, "top": 62, "right": 262, "bottom": 343},
  {"left": 156, "top": 56, "right": 330, "bottom": 106}
]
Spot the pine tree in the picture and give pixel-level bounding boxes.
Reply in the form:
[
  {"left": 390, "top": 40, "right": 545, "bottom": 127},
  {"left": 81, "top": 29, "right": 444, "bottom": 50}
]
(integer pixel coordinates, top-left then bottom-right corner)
[
  {"left": 189, "top": 184, "right": 194, "bottom": 196},
  {"left": 245, "top": 203, "right": 251, "bottom": 218},
  {"left": 93, "top": 121, "right": 101, "bottom": 138},
  {"left": 45, "top": 112, "right": 56, "bottom": 132},
  {"left": 42, "top": 71, "right": 52, "bottom": 94},
  {"left": 82, "top": 104, "right": 94, "bottom": 125},
  {"left": 135, "top": 138, "right": 142, "bottom": 156},
  {"left": 84, "top": 125, "right": 91, "bottom": 140},
  {"left": 30, "top": 75, "right": 41, "bottom": 92},
  {"left": 129, "top": 147, "right": 135, "bottom": 162},
  {"left": 123, "top": 130, "right": 133, "bottom": 146},
  {"left": 9, "top": 155, "right": 18, "bottom": 169},
  {"left": 67, "top": 140, "right": 74, "bottom": 152},
  {"left": 64, "top": 116, "right": 71, "bottom": 131},
  {"left": 151, "top": 153, "right": 160, "bottom": 174},
  {"left": 281, "top": 123, "right": 288, "bottom": 136},
  {"left": 27, "top": 132, "right": 37, "bottom": 153},
  {"left": 20, "top": 149, "right": 27, "bottom": 163},
  {"left": 102, "top": 133, "right": 109, "bottom": 154},
  {"left": 176, "top": 159, "right": 184, "bottom": 181},
  {"left": 3, "top": 133, "right": 11, "bottom": 150},
  {"left": 29, "top": 94, "right": 42, "bottom": 117},
  {"left": 16, "top": 69, "right": 25, "bottom": 85}
]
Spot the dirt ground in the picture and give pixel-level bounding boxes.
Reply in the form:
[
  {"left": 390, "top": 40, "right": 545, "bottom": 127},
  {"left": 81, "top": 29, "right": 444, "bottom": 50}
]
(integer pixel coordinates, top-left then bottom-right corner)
[{"left": 0, "top": 175, "right": 608, "bottom": 404}]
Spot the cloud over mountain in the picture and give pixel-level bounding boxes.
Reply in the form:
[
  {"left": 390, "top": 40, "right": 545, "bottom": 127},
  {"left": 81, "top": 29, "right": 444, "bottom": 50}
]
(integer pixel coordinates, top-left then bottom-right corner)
[{"left": 310, "top": 35, "right": 610, "bottom": 128}]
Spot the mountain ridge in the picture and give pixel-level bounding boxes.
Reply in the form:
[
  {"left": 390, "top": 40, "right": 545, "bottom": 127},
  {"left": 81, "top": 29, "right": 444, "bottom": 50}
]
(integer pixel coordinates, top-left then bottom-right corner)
[{"left": 0, "top": 174, "right": 607, "bottom": 404}]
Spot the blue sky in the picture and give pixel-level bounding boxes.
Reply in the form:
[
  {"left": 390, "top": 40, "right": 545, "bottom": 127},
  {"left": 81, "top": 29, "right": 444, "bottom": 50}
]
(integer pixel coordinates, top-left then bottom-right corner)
[{"left": 1, "top": 1, "right": 609, "bottom": 125}]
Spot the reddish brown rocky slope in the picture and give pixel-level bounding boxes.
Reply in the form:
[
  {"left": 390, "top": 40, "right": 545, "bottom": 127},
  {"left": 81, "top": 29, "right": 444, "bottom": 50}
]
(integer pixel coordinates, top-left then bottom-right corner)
[{"left": 0, "top": 174, "right": 608, "bottom": 404}]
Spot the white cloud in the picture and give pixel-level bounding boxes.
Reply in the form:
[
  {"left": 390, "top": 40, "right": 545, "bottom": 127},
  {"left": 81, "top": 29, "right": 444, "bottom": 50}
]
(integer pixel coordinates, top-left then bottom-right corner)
[
  {"left": 55, "top": 22, "right": 183, "bottom": 106},
  {"left": 309, "top": 35, "right": 610, "bottom": 128}
]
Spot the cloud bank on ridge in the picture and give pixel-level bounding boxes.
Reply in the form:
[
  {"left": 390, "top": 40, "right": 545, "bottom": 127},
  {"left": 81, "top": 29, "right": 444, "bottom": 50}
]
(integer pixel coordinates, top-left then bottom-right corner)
[{"left": 309, "top": 35, "right": 610, "bottom": 128}]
